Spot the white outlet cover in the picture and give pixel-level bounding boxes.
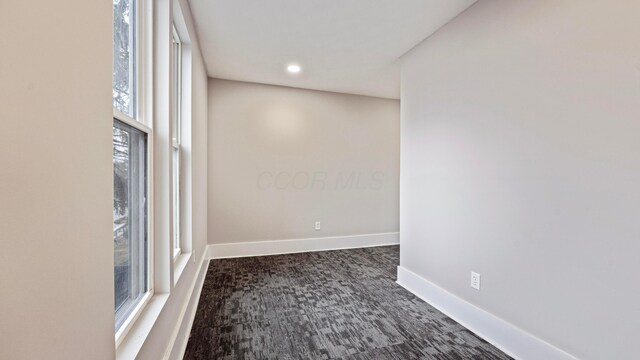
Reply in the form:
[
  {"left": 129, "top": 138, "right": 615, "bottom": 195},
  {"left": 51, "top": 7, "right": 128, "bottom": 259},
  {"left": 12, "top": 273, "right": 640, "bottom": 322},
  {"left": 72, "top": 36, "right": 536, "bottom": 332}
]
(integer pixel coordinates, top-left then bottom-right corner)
[
  {"left": 471, "top": 272, "right": 481, "bottom": 290},
  {"left": 315, "top": 221, "right": 321, "bottom": 230}
]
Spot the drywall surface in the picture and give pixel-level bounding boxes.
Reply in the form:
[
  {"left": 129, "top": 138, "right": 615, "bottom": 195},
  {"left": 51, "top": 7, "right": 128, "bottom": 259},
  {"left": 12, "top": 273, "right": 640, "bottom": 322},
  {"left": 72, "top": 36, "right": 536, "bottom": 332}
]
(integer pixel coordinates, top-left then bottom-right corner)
[
  {"left": 0, "top": 1, "right": 114, "bottom": 359},
  {"left": 400, "top": 0, "right": 640, "bottom": 358},
  {"left": 208, "top": 79, "right": 400, "bottom": 244}
]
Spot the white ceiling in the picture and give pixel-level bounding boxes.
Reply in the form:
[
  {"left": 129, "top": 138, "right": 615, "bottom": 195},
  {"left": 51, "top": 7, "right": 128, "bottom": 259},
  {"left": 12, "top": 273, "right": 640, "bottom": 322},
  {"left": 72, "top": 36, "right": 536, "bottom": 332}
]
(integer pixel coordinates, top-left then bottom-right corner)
[{"left": 188, "top": 0, "right": 476, "bottom": 99}]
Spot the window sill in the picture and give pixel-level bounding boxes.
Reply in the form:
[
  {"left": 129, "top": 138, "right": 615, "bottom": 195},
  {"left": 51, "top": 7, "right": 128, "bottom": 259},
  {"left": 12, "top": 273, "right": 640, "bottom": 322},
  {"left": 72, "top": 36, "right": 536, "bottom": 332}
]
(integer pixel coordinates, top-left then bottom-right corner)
[
  {"left": 116, "top": 293, "right": 170, "bottom": 360},
  {"left": 173, "top": 252, "right": 192, "bottom": 286}
]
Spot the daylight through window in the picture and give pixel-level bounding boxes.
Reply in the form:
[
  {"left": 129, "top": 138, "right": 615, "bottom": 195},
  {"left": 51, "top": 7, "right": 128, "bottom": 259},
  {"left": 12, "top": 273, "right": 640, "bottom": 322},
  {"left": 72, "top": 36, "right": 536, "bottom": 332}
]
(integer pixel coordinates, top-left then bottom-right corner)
[{"left": 112, "top": 0, "right": 150, "bottom": 337}]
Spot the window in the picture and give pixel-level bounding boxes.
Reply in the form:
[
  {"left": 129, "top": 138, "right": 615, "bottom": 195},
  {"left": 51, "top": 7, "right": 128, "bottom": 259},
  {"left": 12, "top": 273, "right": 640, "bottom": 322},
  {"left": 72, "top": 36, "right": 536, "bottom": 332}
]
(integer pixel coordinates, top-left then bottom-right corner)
[
  {"left": 113, "top": 0, "right": 137, "bottom": 118},
  {"left": 171, "top": 25, "right": 182, "bottom": 258},
  {"left": 112, "top": 0, "right": 151, "bottom": 339},
  {"left": 113, "top": 121, "right": 148, "bottom": 331}
]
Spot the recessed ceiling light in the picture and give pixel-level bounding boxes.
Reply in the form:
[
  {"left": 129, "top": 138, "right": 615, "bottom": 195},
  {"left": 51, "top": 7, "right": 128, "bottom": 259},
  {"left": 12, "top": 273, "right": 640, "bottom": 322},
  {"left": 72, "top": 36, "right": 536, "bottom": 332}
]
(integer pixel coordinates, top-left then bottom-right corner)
[{"left": 287, "top": 64, "right": 301, "bottom": 74}]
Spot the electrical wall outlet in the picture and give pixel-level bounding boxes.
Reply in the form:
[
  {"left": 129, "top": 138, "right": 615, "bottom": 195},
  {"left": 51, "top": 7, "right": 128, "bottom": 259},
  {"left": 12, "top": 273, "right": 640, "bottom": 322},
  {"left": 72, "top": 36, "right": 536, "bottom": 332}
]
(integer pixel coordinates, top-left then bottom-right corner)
[
  {"left": 315, "top": 221, "right": 321, "bottom": 231},
  {"left": 471, "top": 272, "right": 481, "bottom": 290}
]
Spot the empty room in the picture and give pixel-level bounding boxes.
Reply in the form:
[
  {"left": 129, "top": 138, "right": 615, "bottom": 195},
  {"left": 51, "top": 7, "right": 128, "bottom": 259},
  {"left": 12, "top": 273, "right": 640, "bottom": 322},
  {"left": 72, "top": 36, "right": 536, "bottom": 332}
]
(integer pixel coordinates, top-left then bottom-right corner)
[{"left": 2, "top": 0, "right": 639, "bottom": 359}]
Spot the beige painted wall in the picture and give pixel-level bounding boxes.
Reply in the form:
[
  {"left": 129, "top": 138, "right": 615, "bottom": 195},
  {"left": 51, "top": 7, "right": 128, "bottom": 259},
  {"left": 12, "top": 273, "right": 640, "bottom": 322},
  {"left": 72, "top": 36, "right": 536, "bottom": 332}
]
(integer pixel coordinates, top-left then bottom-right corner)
[
  {"left": 0, "top": 1, "right": 114, "bottom": 359},
  {"left": 400, "top": 0, "right": 640, "bottom": 358},
  {"left": 208, "top": 79, "right": 400, "bottom": 244}
]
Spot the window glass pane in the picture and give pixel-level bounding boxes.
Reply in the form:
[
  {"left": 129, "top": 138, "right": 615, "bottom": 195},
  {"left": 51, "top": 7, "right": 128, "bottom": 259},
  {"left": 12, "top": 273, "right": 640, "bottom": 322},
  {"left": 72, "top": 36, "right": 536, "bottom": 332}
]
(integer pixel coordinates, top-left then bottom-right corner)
[
  {"left": 113, "top": 0, "right": 137, "bottom": 118},
  {"left": 171, "top": 26, "right": 182, "bottom": 254},
  {"left": 171, "top": 27, "right": 181, "bottom": 143},
  {"left": 113, "top": 120, "right": 147, "bottom": 331},
  {"left": 172, "top": 148, "right": 180, "bottom": 252}
]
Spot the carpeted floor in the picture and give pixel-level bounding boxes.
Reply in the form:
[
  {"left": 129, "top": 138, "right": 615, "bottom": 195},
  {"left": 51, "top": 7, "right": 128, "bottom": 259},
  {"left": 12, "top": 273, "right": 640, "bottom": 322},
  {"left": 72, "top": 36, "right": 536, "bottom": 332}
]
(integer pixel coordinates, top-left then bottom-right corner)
[{"left": 184, "top": 245, "right": 511, "bottom": 359}]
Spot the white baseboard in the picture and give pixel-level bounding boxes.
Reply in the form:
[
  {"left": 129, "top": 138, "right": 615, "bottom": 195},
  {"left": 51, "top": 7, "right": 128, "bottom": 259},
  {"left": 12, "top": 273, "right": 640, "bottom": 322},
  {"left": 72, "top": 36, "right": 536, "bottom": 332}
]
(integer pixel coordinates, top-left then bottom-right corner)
[
  {"left": 396, "top": 266, "right": 576, "bottom": 360},
  {"left": 163, "top": 252, "right": 210, "bottom": 360},
  {"left": 207, "top": 232, "right": 399, "bottom": 259}
]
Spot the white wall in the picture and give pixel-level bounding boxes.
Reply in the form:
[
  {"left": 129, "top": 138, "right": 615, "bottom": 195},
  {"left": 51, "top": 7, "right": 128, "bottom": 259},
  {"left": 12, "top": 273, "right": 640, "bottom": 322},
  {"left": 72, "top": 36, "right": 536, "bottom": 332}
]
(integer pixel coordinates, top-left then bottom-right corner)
[
  {"left": 208, "top": 79, "right": 400, "bottom": 245},
  {"left": 400, "top": 0, "right": 640, "bottom": 359},
  {"left": 0, "top": 1, "right": 114, "bottom": 359}
]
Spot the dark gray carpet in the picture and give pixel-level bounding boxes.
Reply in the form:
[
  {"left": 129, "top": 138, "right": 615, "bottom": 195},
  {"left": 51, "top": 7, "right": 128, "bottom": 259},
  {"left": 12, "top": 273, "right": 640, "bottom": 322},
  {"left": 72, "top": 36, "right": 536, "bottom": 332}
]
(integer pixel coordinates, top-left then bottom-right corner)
[{"left": 184, "top": 246, "right": 511, "bottom": 360}]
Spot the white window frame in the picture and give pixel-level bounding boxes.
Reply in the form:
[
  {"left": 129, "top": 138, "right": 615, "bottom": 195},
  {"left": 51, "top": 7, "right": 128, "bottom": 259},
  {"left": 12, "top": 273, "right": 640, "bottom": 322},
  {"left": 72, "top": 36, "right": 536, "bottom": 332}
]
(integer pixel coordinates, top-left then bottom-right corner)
[
  {"left": 171, "top": 24, "right": 182, "bottom": 260},
  {"left": 113, "top": 0, "right": 154, "bottom": 347}
]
